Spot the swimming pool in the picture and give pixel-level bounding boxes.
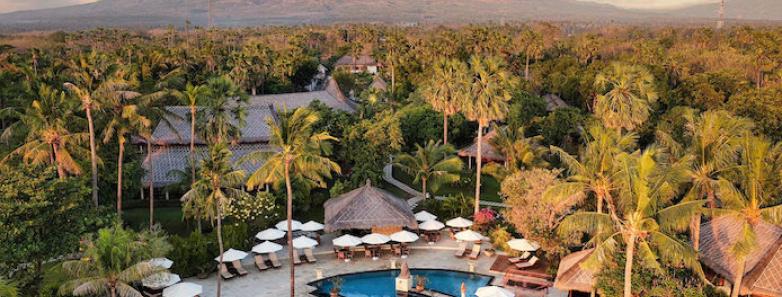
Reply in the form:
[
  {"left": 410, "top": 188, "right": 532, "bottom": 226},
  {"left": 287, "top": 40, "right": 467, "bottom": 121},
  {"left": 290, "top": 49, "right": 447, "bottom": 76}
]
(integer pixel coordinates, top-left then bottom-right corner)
[{"left": 308, "top": 269, "right": 494, "bottom": 297}]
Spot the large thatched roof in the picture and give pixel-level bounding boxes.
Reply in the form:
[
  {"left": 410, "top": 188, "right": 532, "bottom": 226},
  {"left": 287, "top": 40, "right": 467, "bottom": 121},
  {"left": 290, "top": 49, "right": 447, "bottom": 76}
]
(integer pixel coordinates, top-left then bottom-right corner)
[
  {"left": 457, "top": 130, "right": 505, "bottom": 162},
  {"left": 334, "top": 55, "right": 378, "bottom": 67},
  {"left": 699, "top": 216, "right": 782, "bottom": 296},
  {"left": 554, "top": 249, "right": 596, "bottom": 293},
  {"left": 324, "top": 180, "right": 417, "bottom": 232}
]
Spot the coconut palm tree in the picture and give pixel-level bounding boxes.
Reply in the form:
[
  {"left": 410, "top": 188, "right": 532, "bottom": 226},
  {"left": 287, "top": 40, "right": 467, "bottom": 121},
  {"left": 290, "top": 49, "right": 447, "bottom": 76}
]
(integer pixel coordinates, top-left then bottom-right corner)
[
  {"left": 64, "top": 79, "right": 135, "bottom": 207},
  {"left": 548, "top": 124, "right": 637, "bottom": 213},
  {"left": 461, "top": 56, "right": 516, "bottom": 216},
  {"left": 421, "top": 58, "right": 468, "bottom": 145},
  {"left": 0, "top": 279, "right": 18, "bottom": 297},
  {"left": 515, "top": 29, "right": 544, "bottom": 81},
  {"left": 182, "top": 142, "right": 250, "bottom": 297},
  {"left": 484, "top": 125, "right": 548, "bottom": 180},
  {"left": 1, "top": 85, "right": 87, "bottom": 179},
  {"left": 395, "top": 140, "right": 463, "bottom": 199},
  {"left": 245, "top": 107, "right": 340, "bottom": 297},
  {"left": 713, "top": 134, "right": 782, "bottom": 297},
  {"left": 594, "top": 63, "right": 659, "bottom": 134},
  {"left": 171, "top": 83, "right": 209, "bottom": 184},
  {"left": 200, "top": 76, "right": 248, "bottom": 144},
  {"left": 59, "top": 224, "right": 170, "bottom": 297},
  {"left": 558, "top": 148, "right": 704, "bottom": 297}
]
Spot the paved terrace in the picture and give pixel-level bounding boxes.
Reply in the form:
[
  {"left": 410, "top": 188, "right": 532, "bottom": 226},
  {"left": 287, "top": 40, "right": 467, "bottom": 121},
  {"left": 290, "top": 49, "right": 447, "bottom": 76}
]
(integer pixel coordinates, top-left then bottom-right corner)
[{"left": 186, "top": 232, "right": 561, "bottom": 297}]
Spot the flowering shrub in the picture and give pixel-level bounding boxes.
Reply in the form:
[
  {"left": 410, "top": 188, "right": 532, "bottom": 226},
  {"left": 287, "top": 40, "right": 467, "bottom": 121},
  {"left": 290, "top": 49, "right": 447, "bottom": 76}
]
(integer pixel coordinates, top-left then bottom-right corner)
[
  {"left": 474, "top": 208, "right": 497, "bottom": 225},
  {"left": 223, "top": 191, "right": 279, "bottom": 224}
]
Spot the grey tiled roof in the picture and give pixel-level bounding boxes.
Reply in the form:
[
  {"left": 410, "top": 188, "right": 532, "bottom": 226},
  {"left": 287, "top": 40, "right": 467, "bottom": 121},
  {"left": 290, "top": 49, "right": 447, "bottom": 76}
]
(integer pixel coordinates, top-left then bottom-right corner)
[
  {"left": 324, "top": 180, "right": 417, "bottom": 232},
  {"left": 150, "top": 106, "right": 275, "bottom": 145},
  {"left": 334, "top": 55, "right": 378, "bottom": 66},
  {"left": 249, "top": 90, "right": 354, "bottom": 113}
]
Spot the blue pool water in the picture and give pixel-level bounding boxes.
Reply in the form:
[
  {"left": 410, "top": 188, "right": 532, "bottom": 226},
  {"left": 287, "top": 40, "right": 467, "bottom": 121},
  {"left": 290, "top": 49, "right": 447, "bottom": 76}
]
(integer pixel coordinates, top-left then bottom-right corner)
[{"left": 308, "top": 269, "right": 493, "bottom": 297}]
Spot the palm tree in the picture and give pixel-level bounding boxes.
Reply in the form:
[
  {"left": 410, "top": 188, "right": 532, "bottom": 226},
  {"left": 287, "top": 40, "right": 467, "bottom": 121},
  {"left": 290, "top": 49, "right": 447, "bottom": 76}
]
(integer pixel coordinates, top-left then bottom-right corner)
[
  {"left": 421, "top": 58, "right": 468, "bottom": 145},
  {"left": 182, "top": 143, "right": 250, "bottom": 297},
  {"left": 1, "top": 85, "right": 87, "bottom": 179},
  {"left": 200, "top": 76, "right": 248, "bottom": 144},
  {"left": 395, "top": 140, "right": 463, "bottom": 199},
  {"left": 59, "top": 224, "right": 170, "bottom": 297},
  {"left": 64, "top": 79, "right": 135, "bottom": 207},
  {"left": 515, "top": 29, "right": 544, "bottom": 81},
  {"left": 484, "top": 125, "right": 548, "bottom": 180},
  {"left": 171, "top": 83, "right": 209, "bottom": 184},
  {"left": 548, "top": 125, "right": 638, "bottom": 214},
  {"left": 656, "top": 108, "right": 754, "bottom": 249},
  {"left": 245, "top": 107, "right": 340, "bottom": 297},
  {"left": 713, "top": 134, "right": 782, "bottom": 297},
  {"left": 0, "top": 279, "right": 18, "bottom": 297},
  {"left": 594, "top": 63, "right": 659, "bottom": 134},
  {"left": 558, "top": 149, "right": 704, "bottom": 297},
  {"left": 461, "top": 56, "right": 515, "bottom": 216}
]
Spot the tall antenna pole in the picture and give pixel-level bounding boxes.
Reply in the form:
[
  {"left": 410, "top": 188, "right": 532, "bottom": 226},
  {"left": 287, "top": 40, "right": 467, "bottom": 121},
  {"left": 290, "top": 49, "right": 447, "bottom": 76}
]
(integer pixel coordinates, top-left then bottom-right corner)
[{"left": 717, "top": 0, "right": 725, "bottom": 29}]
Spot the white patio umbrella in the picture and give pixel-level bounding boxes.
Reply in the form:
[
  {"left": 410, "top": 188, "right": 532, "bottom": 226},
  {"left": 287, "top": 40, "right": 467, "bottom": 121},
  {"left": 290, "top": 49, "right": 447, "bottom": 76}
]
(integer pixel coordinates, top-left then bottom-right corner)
[
  {"left": 446, "top": 217, "right": 473, "bottom": 228},
  {"left": 507, "top": 238, "right": 540, "bottom": 252},
  {"left": 361, "top": 233, "right": 391, "bottom": 245},
  {"left": 415, "top": 210, "right": 437, "bottom": 222},
  {"left": 252, "top": 241, "right": 283, "bottom": 254},
  {"left": 214, "top": 248, "right": 248, "bottom": 262},
  {"left": 255, "top": 228, "right": 285, "bottom": 240},
  {"left": 148, "top": 257, "right": 174, "bottom": 269},
  {"left": 300, "top": 221, "right": 325, "bottom": 232},
  {"left": 142, "top": 272, "right": 181, "bottom": 289},
  {"left": 454, "top": 230, "right": 483, "bottom": 242},
  {"left": 418, "top": 220, "right": 445, "bottom": 231},
  {"left": 163, "top": 282, "right": 202, "bottom": 297},
  {"left": 475, "top": 286, "right": 515, "bottom": 297},
  {"left": 390, "top": 230, "right": 420, "bottom": 243},
  {"left": 292, "top": 236, "right": 319, "bottom": 249},
  {"left": 332, "top": 234, "right": 363, "bottom": 247},
  {"left": 275, "top": 220, "right": 303, "bottom": 231}
]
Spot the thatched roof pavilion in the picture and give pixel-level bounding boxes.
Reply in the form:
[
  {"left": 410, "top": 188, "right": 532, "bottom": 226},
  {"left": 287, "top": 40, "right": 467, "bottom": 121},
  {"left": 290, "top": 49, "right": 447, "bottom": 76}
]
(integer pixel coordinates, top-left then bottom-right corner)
[
  {"left": 324, "top": 180, "right": 417, "bottom": 233},
  {"left": 554, "top": 249, "right": 596, "bottom": 293},
  {"left": 699, "top": 216, "right": 782, "bottom": 296},
  {"left": 457, "top": 130, "right": 505, "bottom": 163}
]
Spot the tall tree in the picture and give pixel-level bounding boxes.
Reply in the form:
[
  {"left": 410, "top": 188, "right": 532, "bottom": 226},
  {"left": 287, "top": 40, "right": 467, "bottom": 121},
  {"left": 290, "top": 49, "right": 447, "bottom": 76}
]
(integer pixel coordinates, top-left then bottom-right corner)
[
  {"left": 171, "top": 83, "right": 209, "bottom": 184},
  {"left": 200, "top": 76, "right": 248, "bottom": 144},
  {"left": 245, "top": 107, "right": 340, "bottom": 297},
  {"left": 594, "top": 63, "right": 659, "bottom": 134},
  {"left": 182, "top": 143, "right": 250, "bottom": 297},
  {"left": 714, "top": 134, "right": 782, "bottom": 297},
  {"left": 558, "top": 149, "right": 704, "bottom": 297},
  {"left": 395, "top": 140, "right": 463, "bottom": 199},
  {"left": 515, "top": 29, "right": 544, "bottom": 81},
  {"left": 421, "top": 58, "right": 468, "bottom": 145},
  {"left": 484, "top": 125, "right": 548, "bottom": 180}
]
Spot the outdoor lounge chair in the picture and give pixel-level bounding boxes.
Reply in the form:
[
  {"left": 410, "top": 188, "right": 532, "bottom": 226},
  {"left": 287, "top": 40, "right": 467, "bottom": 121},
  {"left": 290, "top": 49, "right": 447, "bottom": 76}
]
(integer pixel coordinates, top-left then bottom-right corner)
[
  {"left": 254, "top": 254, "right": 269, "bottom": 271},
  {"left": 218, "top": 263, "right": 236, "bottom": 280},
  {"left": 231, "top": 260, "right": 249, "bottom": 276},
  {"left": 292, "top": 249, "right": 303, "bottom": 265},
  {"left": 454, "top": 243, "right": 467, "bottom": 257},
  {"left": 268, "top": 252, "right": 282, "bottom": 268},
  {"left": 508, "top": 252, "right": 531, "bottom": 263},
  {"left": 304, "top": 248, "right": 318, "bottom": 263},
  {"left": 142, "top": 287, "right": 162, "bottom": 297},
  {"left": 515, "top": 256, "right": 539, "bottom": 269},
  {"left": 468, "top": 244, "right": 481, "bottom": 260}
]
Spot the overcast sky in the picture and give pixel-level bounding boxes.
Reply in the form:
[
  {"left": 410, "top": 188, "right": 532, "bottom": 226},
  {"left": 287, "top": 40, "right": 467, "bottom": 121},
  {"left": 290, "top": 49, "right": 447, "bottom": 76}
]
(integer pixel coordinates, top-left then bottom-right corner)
[{"left": 0, "top": 0, "right": 720, "bottom": 13}]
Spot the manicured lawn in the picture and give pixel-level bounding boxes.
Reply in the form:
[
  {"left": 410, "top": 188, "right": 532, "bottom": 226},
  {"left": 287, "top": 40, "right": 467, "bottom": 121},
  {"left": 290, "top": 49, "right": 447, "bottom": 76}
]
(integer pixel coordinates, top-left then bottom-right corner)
[
  {"left": 391, "top": 166, "right": 503, "bottom": 202},
  {"left": 124, "top": 207, "right": 196, "bottom": 236}
]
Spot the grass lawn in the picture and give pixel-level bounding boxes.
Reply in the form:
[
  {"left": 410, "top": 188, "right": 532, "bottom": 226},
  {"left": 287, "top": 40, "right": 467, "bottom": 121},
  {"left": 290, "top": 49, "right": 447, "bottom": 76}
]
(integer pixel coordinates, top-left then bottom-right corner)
[
  {"left": 391, "top": 166, "right": 503, "bottom": 202},
  {"left": 123, "top": 207, "right": 196, "bottom": 236}
]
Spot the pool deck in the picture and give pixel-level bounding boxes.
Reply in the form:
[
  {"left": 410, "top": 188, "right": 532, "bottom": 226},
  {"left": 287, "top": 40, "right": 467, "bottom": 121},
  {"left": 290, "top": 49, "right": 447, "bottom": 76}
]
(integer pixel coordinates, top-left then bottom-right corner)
[{"left": 187, "top": 233, "right": 564, "bottom": 297}]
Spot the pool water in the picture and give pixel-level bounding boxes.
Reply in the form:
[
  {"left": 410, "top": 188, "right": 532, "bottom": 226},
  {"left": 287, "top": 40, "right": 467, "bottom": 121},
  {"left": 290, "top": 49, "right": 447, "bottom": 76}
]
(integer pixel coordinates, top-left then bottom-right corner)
[{"left": 308, "top": 269, "right": 493, "bottom": 297}]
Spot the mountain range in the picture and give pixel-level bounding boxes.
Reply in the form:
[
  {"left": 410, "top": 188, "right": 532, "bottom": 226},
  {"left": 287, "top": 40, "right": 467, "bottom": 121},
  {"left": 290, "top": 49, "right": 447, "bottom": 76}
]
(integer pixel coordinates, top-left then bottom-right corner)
[{"left": 0, "top": 0, "right": 780, "bottom": 31}]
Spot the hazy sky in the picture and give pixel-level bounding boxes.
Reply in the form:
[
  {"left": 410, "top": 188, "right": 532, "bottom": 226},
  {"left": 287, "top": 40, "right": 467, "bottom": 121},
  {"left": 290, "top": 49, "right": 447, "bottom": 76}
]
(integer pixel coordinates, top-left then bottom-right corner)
[{"left": 0, "top": 0, "right": 720, "bottom": 13}]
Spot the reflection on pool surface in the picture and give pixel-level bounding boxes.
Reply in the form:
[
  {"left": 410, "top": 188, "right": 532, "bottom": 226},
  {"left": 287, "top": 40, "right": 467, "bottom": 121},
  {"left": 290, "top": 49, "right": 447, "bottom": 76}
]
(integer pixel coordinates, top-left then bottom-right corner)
[{"left": 308, "top": 269, "right": 493, "bottom": 297}]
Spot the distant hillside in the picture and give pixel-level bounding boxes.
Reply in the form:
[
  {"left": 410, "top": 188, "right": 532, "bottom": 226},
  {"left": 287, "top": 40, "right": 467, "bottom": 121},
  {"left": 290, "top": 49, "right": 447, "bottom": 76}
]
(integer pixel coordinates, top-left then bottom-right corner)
[{"left": 0, "top": 0, "right": 780, "bottom": 31}]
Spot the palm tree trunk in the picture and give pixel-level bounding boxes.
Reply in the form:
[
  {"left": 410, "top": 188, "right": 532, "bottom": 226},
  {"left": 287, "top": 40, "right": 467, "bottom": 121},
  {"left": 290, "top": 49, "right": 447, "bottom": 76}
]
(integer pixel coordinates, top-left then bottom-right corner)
[
  {"left": 148, "top": 141, "right": 155, "bottom": 229},
  {"left": 422, "top": 177, "right": 427, "bottom": 200},
  {"left": 443, "top": 113, "right": 449, "bottom": 145},
  {"left": 52, "top": 143, "right": 66, "bottom": 179},
  {"left": 86, "top": 106, "right": 99, "bottom": 207},
  {"left": 191, "top": 107, "right": 201, "bottom": 232},
  {"left": 474, "top": 122, "right": 483, "bottom": 217},
  {"left": 691, "top": 215, "right": 701, "bottom": 251},
  {"left": 110, "top": 286, "right": 116, "bottom": 297},
  {"left": 117, "top": 139, "right": 125, "bottom": 217},
  {"left": 597, "top": 192, "right": 604, "bottom": 214},
  {"left": 391, "top": 63, "right": 396, "bottom": 97},
  {"left": 216, "top": 201, "right": 224, "bottom": 297},
  {"left": 624, "top": 233, "right": 637, "bottom": 297},
  {"left": 731, "top": 259, "right": 746, "bottom": 297},
  {"left": 285, "top": 160, "right": 295, "bottom": 297},
  {"left": 524, "top": 55, "right": 530, "bottom": 81}
]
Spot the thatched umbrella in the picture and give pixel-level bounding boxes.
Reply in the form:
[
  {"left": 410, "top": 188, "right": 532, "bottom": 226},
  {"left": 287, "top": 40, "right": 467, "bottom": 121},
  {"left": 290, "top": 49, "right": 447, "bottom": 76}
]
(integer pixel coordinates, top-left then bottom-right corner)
[
  {"left": 554, "top": 249, "right": 596, "bottom": 293},
  {"left": 458, "top": 130, "right": 504, "bottom": 165},
  {"left": 324, "top": 180, "right": 417, "bottom": 232}
]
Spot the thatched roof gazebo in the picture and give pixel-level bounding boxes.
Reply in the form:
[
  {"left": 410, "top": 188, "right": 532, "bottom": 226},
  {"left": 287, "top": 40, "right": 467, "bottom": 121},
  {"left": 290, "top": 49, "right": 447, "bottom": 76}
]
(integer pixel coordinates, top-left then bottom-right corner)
[
  {"left": 324, "top": 180, "right": 417, "bottom": 233},
  {"left": 458, "top": 130, "right": 505, "bottom": 167},
  {"left": 699, "top": 216, "right": 782, "bottom": 296},
  {"left": 554, "top": 249, "right": 596, "bottom": 293}
]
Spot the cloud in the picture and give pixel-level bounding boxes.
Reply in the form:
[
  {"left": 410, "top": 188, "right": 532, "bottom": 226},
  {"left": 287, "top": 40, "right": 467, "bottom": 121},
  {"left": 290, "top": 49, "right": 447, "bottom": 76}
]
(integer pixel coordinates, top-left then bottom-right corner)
[
  {"left": 0, "top": 0, "right": 98, "bottom": 13},
  {"left": 577, "top": 0, "right": 720, "bottom": 10}
]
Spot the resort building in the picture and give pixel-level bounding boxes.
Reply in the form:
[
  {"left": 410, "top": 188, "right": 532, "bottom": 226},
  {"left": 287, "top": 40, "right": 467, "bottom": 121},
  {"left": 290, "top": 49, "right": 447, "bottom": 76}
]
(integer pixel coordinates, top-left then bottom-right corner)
[
  {"left": 458, "top": 129, "right": 505, "bottom": 168},
  {"left": 334, "top": 54, "right": 381, "bottom": 74},
  {"left": 140, "top": 78, "right": 354, "bottom": 190},
  {"left": 324, "top": 180, "right": 418, "bottom": 234}
]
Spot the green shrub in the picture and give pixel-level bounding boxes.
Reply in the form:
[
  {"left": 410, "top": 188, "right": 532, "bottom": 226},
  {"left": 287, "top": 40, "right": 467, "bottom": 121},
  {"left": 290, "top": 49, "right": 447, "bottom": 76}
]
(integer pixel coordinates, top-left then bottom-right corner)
[
  {"left": 222, "top": 222, "right": 251, "bottom": 251},
  {"left": 169, "top": 231, "right": 215, "bottom": 278},
  {"left": 489, "top": 226, "right": 512, "bottom": 252}
]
